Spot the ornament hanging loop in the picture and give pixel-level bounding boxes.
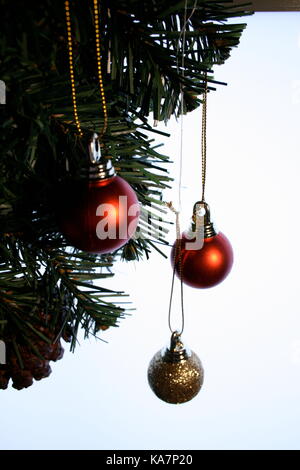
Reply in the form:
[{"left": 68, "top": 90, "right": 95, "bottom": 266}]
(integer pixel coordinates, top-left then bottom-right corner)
[
  {"left": 89, "top": 133, "right": 102, "bottom": 164},
  {"left": 169, "top": 331, "right": 184, "bottom": 354},
  {"left": 85, "top": 133, "right": 115, "bottom": 180},
  {"left": 191, "top": 200, "right": 217, "bottom": 240}
]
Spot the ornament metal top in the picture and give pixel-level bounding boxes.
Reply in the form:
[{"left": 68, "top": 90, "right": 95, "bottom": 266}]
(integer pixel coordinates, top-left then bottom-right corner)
[
  {"left": 83, "top": 133, "right": 116, "bottom": 180},
  {"left": 147, "top": 331, "right": 204, "bottom": 404}
]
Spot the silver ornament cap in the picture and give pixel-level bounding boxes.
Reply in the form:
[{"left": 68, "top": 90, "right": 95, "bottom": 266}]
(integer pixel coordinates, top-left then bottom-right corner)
[
  {"left": 81, "top": 133, "right": 116, "bottom": 180},
  {"left": 147, "top": 332, "right": 204, "bottom": 404}
]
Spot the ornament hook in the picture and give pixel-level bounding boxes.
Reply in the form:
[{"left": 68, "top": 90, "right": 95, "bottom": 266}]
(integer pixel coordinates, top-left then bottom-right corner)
[
  {"left": 192, "top": 200, "right": 216, "bottom": 238},
  {"left": 89, "top": 133, "right": 102, "bottom": 164},
  {"left": 164, "top": 331, "right": 190, "bottom": 363},
  {"left": 170, "top": 331, "right": 184, "bottom": 353},
  {"left": 193, "top": 201, "right": 210, "bottom": 222}
]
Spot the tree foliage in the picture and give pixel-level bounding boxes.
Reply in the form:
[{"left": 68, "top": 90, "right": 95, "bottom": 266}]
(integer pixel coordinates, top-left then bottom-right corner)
[{"left": 0, "top": 0, "right": 251, "bottom": 354}]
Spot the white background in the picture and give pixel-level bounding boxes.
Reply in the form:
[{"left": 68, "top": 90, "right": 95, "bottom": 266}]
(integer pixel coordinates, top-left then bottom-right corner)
[{"left": 1, "top": 13, "right": 300, "bottom": 450}]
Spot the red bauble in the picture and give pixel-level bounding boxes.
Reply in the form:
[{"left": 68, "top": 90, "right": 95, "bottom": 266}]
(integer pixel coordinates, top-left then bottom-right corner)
[
  {"left": 59, "top": 175, "right": 140, "bottom": 254},
  {"left": 171, "top": 231, "right": 233, "bottom": 289}
]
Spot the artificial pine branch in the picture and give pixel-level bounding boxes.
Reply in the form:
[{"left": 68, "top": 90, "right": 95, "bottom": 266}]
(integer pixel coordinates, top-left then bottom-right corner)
[{"left": 0, "top": 0, "right": 251, "bottom": 368}]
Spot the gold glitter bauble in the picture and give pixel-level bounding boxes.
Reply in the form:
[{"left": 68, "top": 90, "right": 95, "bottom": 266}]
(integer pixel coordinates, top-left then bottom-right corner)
[{"left": 147, "top": 332, "right": 204, "bottom": 404}]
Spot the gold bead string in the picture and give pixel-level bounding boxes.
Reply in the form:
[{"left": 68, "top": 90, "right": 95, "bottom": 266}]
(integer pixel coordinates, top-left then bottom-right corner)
[
  {"left": 64, "top": 0, "right": 108, "bottom": 138},
  {"left": 93, "top": 0, "right": 108, "bottom": 137},
  {"left": 201, "top": 74, "right": 208, "bottom": 202},
  {"left": 64, "top": 0, "right": 83, "bottom": 137}
]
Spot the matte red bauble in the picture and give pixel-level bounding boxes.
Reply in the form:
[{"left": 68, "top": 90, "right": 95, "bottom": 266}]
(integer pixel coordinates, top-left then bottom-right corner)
[
  {"left": 59, "top": 135, "right": 140, "bottom": 254},
  {"left": 171, "top": 202, "right": 233, "bottom": 288}
]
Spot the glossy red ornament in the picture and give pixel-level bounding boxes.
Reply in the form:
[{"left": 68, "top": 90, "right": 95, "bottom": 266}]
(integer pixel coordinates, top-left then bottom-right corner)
[
  {"left": 171, "top": 202, "right": 233, "bottom": 289},
  {"left": 59, "top": 176, "right": 139, "bottom": 254},
  {"left": 59, "top": 134, "right": 140, "bottom": 254}
]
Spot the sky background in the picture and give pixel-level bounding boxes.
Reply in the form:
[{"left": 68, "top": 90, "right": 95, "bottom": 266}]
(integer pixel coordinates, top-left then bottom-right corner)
[{"left": 1, "top": 12, "right": 300, "bottom": 450}]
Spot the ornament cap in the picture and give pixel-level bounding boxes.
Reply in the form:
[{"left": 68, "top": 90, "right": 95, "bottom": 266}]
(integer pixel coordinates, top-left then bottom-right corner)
[
  {"left": 162, "top": 331, "right": 191, "bottom": 363},
  {"left": 191, "top": 200, "right": 217, "bottom": 238},
  {"left": 82, "top": 133, "right": 116, "bottom": 180}
]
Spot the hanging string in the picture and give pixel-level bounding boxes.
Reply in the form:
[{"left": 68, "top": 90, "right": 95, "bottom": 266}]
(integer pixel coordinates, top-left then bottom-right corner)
[
  {"left": 178, "top": 2, "right": 188, "bottom": 213},
  {"left": 201, "top": 73, "right": 208, "bottom": 202},
  {"left": 166, "top": 202, "right": 184, "bottom": 335},
  {"left": 93, "top": 0, "right": 108, "bottom": 137},
  {"left": 177, "top": 0, "right": 198, "bottom": 211},
  {"left": 64, "top": 0, "right": 108, "bottom": 138},
  {"left": 166, "top": 0, "right": 199, "bottom": 336}
]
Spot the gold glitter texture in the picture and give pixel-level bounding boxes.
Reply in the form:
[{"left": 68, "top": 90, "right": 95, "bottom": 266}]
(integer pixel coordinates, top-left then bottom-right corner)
[{"left": 148, "top": 348, "right": 204, "bottom": 404}]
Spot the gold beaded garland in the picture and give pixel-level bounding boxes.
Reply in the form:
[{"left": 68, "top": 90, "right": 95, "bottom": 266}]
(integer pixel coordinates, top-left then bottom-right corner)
[{"left": 64, "top": 0, "right": 108, "bottom": 137}]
